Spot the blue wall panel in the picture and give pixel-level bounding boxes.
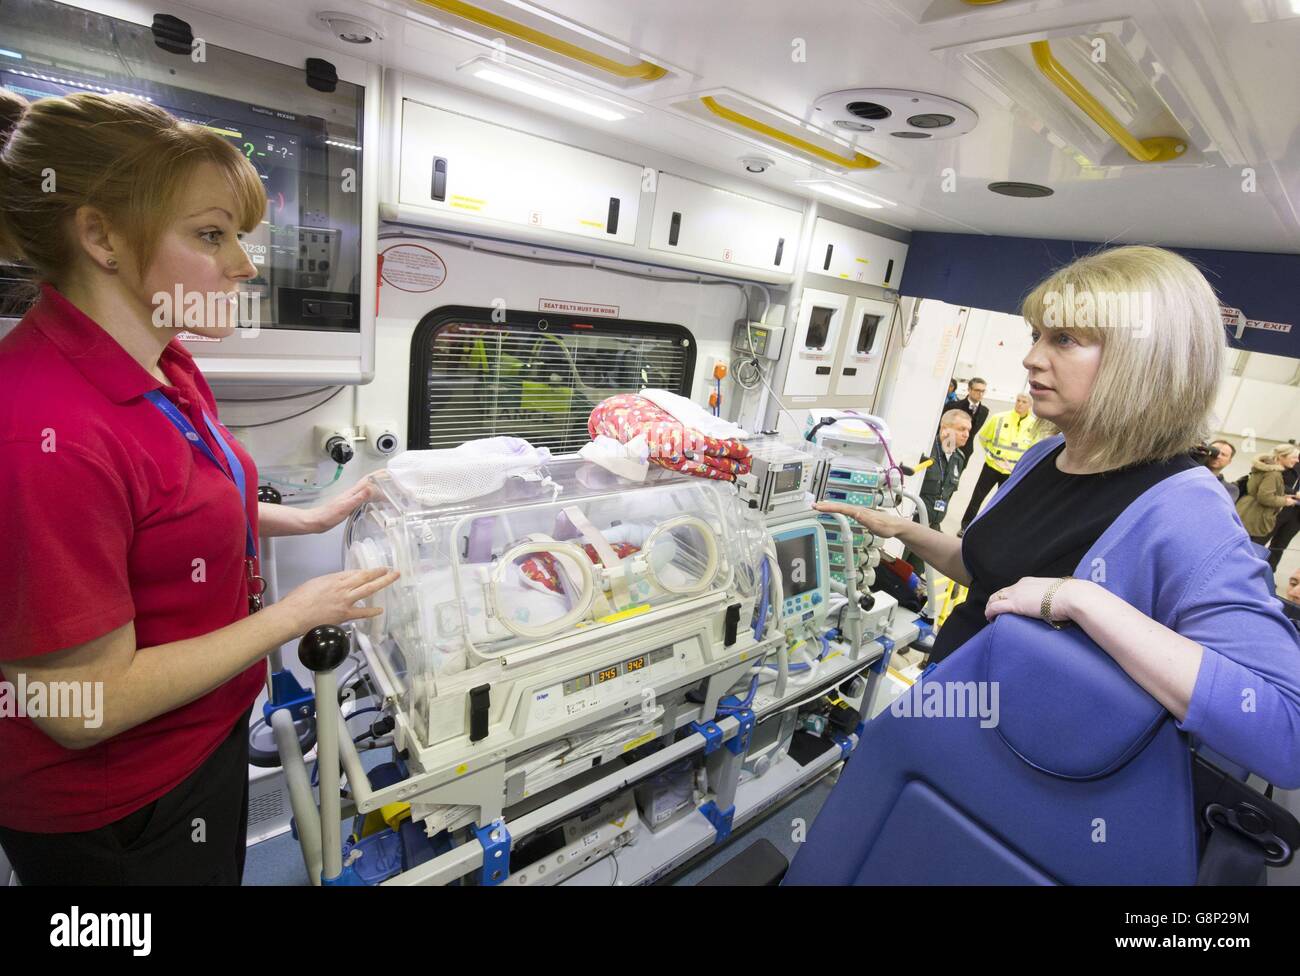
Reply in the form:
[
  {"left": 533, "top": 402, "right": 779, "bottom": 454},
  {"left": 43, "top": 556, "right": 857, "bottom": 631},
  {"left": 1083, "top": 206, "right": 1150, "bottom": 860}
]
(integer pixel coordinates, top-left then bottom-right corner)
[{"left": 899, "top": 232, "right": 1300, "bottom": 358}]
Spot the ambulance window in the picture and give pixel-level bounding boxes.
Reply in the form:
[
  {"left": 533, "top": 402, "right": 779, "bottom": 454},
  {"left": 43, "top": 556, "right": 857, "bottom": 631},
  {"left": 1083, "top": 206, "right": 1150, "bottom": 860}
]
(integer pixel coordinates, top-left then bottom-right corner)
[{"left": 409, "top": 307, "right": 696, "bottom": 453}]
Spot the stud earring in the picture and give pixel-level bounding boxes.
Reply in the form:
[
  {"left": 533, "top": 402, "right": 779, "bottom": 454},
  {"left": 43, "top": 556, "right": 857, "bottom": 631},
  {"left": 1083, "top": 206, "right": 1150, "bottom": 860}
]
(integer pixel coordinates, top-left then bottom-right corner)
[{"left": 106, "top": 258, "right": 118, "bottom": 269}]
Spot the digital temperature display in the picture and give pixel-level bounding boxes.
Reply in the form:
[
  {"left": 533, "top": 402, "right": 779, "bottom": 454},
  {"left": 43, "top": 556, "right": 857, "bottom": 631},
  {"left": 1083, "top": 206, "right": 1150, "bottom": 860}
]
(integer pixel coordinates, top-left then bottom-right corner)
[{"left": 563, "top": 647, "right": 673, "bottom": 696}]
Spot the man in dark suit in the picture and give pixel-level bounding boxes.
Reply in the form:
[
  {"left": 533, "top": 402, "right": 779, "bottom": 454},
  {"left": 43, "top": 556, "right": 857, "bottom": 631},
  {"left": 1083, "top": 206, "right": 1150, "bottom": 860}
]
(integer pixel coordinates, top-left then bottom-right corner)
[{"left": 949, "top": 377, "right": 989, "bottom": 467}]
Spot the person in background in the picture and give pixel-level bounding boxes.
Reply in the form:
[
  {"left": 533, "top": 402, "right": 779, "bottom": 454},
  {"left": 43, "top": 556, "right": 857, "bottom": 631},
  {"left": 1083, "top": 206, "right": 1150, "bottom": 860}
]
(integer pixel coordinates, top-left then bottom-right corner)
[
  {"left": 1278, "top": 568, "right": 1300, "bottom": 630},
  {"left": 949, "top": 376, "right": 989, "bottom": 468},
  {"left": 1236, "top": 444, "right": 1299, "bottom": 546},
  {"left": 905, "top": 408, "right": 971, "bottom": 574},
  {"left": 1266, "top": 443, "right": 1300, "bottom": 571},
  {"left": 943, "top": 378, "right": 958, "bottom": 408},
  {"left": 1204, "top": 439, "right": 1237, "bottom": 501},
  {"left": 959, "top": 393, "right": 1040, "bottom": 533}
]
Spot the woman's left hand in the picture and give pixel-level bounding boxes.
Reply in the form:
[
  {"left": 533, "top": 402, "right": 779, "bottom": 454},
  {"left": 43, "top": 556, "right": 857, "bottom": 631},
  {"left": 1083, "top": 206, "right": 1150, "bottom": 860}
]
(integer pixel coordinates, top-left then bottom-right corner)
[
  {"left": 303, "top": 476, "right": 377, "bottom": 534},
  {"left": 985, "top": 576, "right": 1084, "bottom": 624}
]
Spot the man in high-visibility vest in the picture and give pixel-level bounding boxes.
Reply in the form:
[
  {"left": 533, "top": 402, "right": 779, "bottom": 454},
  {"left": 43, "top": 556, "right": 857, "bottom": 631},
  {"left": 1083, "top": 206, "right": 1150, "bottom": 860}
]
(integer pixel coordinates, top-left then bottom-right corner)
[{"left": 959, "top": 393, "right": 1040, "bottom": 533}]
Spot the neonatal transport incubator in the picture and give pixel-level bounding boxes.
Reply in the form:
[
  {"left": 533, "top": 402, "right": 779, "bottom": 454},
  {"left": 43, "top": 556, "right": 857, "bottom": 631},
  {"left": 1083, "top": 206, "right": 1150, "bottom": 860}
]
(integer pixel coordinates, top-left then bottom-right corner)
[{"left": 273, "top": 429, "right": 922, "bottom": 886}]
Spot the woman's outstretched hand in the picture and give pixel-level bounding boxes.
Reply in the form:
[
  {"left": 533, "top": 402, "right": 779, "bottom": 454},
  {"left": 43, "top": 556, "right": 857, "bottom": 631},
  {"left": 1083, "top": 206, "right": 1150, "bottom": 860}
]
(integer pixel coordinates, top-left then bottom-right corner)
[{"left": 813, "top": 501, "right": 911, "bottom": 539}]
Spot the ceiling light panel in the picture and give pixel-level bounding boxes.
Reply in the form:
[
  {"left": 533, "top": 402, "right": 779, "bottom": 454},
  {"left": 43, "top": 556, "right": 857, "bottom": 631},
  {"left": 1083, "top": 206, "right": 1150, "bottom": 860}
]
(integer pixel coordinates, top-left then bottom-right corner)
[
  {"left": 456, "top": 56, "right": 643, "bottom": 121},
  {"left": 401, "top": 0, "right": 681, "bottom": 89}
]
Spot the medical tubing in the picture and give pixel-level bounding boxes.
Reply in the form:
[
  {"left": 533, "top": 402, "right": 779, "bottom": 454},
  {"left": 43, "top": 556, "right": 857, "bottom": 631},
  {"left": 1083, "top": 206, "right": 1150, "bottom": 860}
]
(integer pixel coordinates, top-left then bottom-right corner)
[
  {"left": 720, "top": 674, "right": 760, "bottom": 712},
  {"left": 753, "top": 558, "right": 770, "bottom": 640}
]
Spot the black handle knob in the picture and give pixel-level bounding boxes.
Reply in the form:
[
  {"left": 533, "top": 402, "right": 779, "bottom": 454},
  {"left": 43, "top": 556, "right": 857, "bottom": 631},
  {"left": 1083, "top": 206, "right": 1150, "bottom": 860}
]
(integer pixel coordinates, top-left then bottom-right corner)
[
  {"left": 258, "top": 484, "right": 282, "bottom": 504},
  {"left": 326, "top": 436, "right": 354, "bottom": 465},
  {"left": 298, "top": 625, "right": 350, "bottom": 672},
  {"left": 858, "top": 593, "right": 876, "bottom": 612}
]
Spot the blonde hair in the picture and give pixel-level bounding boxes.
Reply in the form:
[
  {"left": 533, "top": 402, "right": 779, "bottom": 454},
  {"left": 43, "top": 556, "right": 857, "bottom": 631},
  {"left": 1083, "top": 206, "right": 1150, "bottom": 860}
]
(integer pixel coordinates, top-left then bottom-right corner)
[
  {"left": 1273, "top": 444, "right": 1299, "bottom": 462},
  {"left": 1021, "top": 245, "right": 1224, "bottom": 470},
  {"left": 0, "top": 89, "right": 264, "bottom": 286}
]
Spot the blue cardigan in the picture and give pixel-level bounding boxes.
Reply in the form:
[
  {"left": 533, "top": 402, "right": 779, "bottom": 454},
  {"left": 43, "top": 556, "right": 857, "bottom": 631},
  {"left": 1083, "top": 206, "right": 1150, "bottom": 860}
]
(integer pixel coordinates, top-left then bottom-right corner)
[{"left": 969, "top": 434, "right": 1300, "bottom": 787}]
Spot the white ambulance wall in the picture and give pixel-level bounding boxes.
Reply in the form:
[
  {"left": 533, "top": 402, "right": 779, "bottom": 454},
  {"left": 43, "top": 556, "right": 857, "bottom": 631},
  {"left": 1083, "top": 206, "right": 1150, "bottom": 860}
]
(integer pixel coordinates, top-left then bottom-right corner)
[
  {"left": 951, "top": 307, "right": 1032, "bottom": 401},
  {"left": 222, "top": 233, "right": 782, "bottom": 679},
  {"left": 875, "top": 299, "right": 970, "bottom": 500}
]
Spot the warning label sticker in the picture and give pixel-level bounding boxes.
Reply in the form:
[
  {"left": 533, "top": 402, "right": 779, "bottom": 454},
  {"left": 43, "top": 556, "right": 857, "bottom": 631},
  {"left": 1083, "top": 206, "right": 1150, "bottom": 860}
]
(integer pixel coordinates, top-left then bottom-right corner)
[
  {"left": 380, "top": 244, "right": 448, "bottom": 293},
  {"left": 538, "top": 298, "right": 619, "bottom": 317}
]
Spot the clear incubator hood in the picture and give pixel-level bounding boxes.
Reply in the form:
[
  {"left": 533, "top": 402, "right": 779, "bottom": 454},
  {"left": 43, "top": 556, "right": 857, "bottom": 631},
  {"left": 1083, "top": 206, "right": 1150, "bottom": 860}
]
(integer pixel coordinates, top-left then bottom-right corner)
[{"left": 345, "top": 455, "right": 767, "bottom": 749}]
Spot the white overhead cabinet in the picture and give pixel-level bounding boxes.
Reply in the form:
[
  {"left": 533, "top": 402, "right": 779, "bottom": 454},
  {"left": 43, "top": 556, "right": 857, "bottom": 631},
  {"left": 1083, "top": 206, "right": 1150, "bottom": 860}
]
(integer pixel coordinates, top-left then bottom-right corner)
[
  {"left": 398, "top": 100, "right": 643, "bottom": 245},
  {"left": 807, "top": 217, "right": 908, "bottom": 290},
  {"left": 648, "top": 173, "right": 802, "bottom": 273}
]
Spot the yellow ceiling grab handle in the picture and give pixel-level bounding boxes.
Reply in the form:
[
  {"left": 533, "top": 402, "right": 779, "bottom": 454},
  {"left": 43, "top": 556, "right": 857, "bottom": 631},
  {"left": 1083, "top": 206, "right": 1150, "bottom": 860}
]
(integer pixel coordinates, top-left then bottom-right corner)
[
  {"left": 1029, "top": 39, "right": 1184, "bottom": 163},
  {"left": 699, "top": 97, "right": 880, "bottom": 170},
  {"left": 413, "top": 0, "right": 667, "bottom": 81}
]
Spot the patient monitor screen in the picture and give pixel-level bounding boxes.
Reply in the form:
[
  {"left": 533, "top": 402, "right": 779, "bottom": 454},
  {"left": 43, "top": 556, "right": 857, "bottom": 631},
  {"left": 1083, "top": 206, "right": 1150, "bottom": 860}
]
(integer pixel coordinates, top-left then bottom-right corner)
[
  {"left": 777, "top": 532, "right": 819, "bottom": 596},
  {"left": 0, "top": 0, "right": 365, "bottom": 333}
]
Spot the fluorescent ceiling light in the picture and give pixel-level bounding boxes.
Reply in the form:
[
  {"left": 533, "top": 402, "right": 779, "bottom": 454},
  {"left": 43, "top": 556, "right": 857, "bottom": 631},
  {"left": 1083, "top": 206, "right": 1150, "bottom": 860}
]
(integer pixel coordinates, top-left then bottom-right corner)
[
  {"left": 472, "top": 66, "right": 627, "bottom": 121},
  {"left": 0, "top": 48, "right": 23, "bottom": 59},
  {"left": 796, "top": 180, "right": 896, "bottom": 210}
]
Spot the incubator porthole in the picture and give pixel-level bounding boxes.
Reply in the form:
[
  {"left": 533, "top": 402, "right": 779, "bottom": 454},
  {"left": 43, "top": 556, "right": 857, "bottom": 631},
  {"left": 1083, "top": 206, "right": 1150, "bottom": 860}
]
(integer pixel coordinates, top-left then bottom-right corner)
[
  {"left": 642, "top": 516, "right": 721, "bottom": 595},
  {"left": 490, "top": 541, "right": 596, "bottom": 640}
]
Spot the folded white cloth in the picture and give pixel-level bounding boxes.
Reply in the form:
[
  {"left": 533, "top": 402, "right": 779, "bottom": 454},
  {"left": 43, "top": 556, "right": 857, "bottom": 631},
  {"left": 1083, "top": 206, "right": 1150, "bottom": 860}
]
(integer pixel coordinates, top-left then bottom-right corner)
[
  {"left": 579, "top": 434, "right": 649, "bottom": 481},
  {"left": 388, "top": 436, "right": 552, "bottom": 506},
  {"left": 637, "top": 388, "right": 749, "bottom": 441}
]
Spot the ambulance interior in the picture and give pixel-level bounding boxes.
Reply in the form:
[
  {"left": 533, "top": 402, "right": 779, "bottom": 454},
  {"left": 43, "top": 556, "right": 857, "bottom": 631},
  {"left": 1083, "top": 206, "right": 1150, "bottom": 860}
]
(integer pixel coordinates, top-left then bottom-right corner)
[{"left": 2, "top": 0, "right": 1300, "bottom": 887}]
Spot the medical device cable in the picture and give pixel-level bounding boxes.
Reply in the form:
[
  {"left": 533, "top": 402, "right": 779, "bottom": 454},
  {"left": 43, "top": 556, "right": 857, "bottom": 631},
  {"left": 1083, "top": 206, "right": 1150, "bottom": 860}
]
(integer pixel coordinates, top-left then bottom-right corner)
[
  {"left": 228, "top": 386, "right": 347, "bottom": 429},
  {"left": 217, "top": 386, "right": 334, "bottom": 403},
  {"left": 263, "top": 465, "right": 345, "bottom": 493},
  {"left": 752, "top": 558, "right": 770, "bottom": 640}
]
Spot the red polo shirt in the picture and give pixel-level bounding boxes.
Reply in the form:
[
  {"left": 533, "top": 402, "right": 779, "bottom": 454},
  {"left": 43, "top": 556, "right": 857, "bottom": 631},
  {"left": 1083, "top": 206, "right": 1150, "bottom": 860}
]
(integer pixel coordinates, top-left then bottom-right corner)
[{"left": 0, "top": 284, "right": 264, "bottom": 833}]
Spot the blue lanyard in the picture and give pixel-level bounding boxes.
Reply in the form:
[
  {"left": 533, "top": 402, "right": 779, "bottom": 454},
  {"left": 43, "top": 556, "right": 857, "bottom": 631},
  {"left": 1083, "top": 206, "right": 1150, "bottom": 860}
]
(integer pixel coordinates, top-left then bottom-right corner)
[{"left": 143, "top": 390, "right": 256, "bottom": 561}]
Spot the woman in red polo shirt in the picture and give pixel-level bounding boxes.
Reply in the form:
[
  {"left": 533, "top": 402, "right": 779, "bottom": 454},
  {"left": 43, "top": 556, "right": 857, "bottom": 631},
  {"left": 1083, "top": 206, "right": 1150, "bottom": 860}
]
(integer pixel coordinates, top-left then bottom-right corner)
[{"left": 0, "top": 90, "right": 398, "bottom": 884}]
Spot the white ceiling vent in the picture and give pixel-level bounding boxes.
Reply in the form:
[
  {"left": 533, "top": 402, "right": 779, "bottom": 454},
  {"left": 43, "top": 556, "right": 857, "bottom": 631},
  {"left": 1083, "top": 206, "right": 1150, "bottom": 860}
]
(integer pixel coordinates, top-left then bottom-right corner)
[{"left": 812, "top": 89, "right": 978, "bottom": 141}]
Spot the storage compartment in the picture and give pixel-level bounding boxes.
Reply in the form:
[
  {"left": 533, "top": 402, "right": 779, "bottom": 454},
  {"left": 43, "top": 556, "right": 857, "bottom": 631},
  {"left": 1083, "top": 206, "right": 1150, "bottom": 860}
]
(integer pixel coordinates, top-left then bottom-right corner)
[
  {"left": 807, "top": 218, "right": 908, "bottom": 289},
  {"left": 783, "top": 288, "right": 849, "bottom": 398},
  {"left": 648, "top": 173, "right": 802, "bottom": 273},
  {"left": 833, "top": 296, "right": 896, "bottom": 397},
  {"left": 398, "top": 100, "right": 643, "bottom": 244}
]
